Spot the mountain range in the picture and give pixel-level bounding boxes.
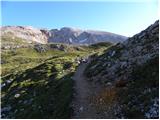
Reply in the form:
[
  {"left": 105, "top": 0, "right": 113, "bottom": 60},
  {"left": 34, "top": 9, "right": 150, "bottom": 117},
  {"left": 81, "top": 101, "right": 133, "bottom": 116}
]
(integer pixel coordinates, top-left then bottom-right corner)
[{"left": 1, "top": 26, "right": 127, "bottom": 45}]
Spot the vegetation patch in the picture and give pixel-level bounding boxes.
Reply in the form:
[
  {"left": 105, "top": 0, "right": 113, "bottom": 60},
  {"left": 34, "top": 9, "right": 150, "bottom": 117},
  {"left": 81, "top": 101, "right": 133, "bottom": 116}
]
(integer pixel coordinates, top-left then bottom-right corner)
[{"left": 1, "top": 41, "right": 111, "bottom": 118}]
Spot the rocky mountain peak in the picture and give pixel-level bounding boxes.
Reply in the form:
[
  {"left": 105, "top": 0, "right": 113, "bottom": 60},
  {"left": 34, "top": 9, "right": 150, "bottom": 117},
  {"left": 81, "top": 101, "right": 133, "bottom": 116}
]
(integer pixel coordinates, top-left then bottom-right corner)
[
  {"left": 60, "top": 27, "right": 74, "bottom": 31},
  {"left": 1, "top": 26, "right": 49, "bottom": 44}
]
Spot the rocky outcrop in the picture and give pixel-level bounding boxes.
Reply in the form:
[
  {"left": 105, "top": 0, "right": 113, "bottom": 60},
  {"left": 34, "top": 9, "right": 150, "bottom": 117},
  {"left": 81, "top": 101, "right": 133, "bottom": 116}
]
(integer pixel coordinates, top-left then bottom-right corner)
[
  {"left": 85, "top": 20, "right": 159, "bottom": 118},
  {"left": 48, "top": 27, "right": 82, "bottom": 44},
  {"left": 86, "top": 20, "right": 158, "bottom": 84},
  {"left": 1, "top": 26, "right": 127, "bottom": 45},
  {"left": 1, "top": 26, "right": 49, "bottom": 44}
]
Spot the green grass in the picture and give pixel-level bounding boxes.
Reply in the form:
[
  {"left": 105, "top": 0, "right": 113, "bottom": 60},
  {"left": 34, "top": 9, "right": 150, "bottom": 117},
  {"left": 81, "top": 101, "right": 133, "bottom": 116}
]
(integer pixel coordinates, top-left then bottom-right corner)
[
  {"left": 1, "top": 40, "right": 112, "bottom": 118},
  {"left": 1, "top": 46, "right": 82, "bottom": 76},
  {"left": 1, "top": 35, "right": 28, "bottom": 44},
  {"left": 89, "top": 42, "right": 112, "bottom": 49},
  {"left": 1, "top": 41, "right": 112, "bottom": 77},
  {"left": 1, "top": 57, "right": 77, "bottom": 118},
  {"left": 1, "top": 36, "right": 113, "bottom": 119}
]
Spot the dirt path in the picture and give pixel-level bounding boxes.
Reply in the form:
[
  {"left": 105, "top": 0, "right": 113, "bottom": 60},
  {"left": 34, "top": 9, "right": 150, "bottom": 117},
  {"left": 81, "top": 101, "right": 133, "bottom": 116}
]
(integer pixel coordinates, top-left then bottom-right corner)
[
  {"left": 71, "top": 62, "right": 98, "bottom": 118},
  {"left": 71, "top": 60, "right": 113, "bottom": 119}
]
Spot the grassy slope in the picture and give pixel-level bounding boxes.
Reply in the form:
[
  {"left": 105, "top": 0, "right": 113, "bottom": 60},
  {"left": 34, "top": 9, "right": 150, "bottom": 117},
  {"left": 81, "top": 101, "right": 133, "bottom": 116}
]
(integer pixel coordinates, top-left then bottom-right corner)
[
  {"left": 1, "top": 47, "right": 80, "bottom": 76},
  {"left": 2, "top": 56, "right": 77, "bottom": 118},
  {"left": 1, "top": 41, "right": 111, "bottom": 77},
  {"left": 1, "top": 37, "right": 112, "bottom": 118}
]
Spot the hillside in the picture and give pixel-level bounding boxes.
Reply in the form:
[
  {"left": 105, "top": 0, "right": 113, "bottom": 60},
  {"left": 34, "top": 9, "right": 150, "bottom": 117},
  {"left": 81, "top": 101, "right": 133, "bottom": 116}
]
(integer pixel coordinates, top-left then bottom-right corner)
[
  {"left": 1, "top": 26, "right": 127, "bottom": 45},
  {"left": 1, "top": 40, "right": 112, "bottom": 118},
  {"left": 84, "top": 20, "right": 159, "bottom": 118}
]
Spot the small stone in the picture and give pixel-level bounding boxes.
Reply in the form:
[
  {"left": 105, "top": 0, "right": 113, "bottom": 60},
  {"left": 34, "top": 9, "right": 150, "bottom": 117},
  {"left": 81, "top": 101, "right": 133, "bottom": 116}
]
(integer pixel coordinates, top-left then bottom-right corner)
[
  {"left": 106, "top": 82, "right": 112, "bottom": 86},
  {"left": 14, "top": 109, "right": 18, "bottom": 113},
  {"left": 1, "top": 83, "right": 6, "bottom": 88},
  {"left": 79, "top": 106, "right": 84, "bottom": 111},
  {"left": 99, "top": 98, "right": 103, "bottom": 102},
  {"left": 38, "top": 106, "right": 41, "bottom": 109},
  {"left": 111, "top": 51, "right": 116, "bottom": 57},
  {"left": 14, "top": 93, "right": 20, "bottom": 98},
  {"left": 6, "top": 80, "right": 12, "bottom": 84}
]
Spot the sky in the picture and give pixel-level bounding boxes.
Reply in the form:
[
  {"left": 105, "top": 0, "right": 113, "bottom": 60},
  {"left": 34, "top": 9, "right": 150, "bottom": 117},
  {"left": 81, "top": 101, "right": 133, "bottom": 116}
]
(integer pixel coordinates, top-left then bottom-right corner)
[{"left": 1, "top": 0, "right": 159, "bottom": 37}]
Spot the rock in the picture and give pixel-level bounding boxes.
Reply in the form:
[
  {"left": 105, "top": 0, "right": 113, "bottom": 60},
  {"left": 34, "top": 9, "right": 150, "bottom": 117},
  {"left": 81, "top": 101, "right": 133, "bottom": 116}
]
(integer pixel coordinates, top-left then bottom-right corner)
[
  {"left": 1, "top": 26, "right": 48, "bottom": 44},
  {"left": 6, "top": 80, "right": 12, "bottom": 84},
  {"left": 3, "top": 46, "right": 11, "bottom": 49},
  {"left": 77, "top": 61, "right": 80, "bottom": 64},
  {"left": 14, "top": 109, "right": 18, "bottom": 113},
  {"left": 135, "top": 46, "right": 143, "bottom": 53},
  {"left": 1, "top": 105, "right": 11, "bottom": 112},
  {"left": 18, "top": 100, "right": 22, "bottom": 103},
  {"left": 49, "top": 27, "right": 127, "bottom": 44},
  {"left": 106, "top": 82, "right": 112, "bottom": 86},
  {"left": 102, "top": 63, "right": 107, "bottom": 67},
  {"left": 111, "top": 51, "right": 116, "bottom": 57},
  {"left": 151, "top": 27, "right": 159, "bottom": 34},
  {"left": 1, "top": 83, "right": 6, "bottom": 88},
  {"left": 148, "top": 20, "right": 159, "bottom": 31},
  {"left": 107, "top": 63, "right": 111, "bottom": 67},
  {"left": 138, "top": 32, "right": 146, "bottom": 39},
  {"left": 84, "top": 20, "right": 159, "bottom": 119},
  {"left": 116, "top": 43, "right": 124, "bottom": 49},
  {"left": 145, "top": 98, "right": 159, "bottom": 118},
  {"left": 90, "top": 64, "right": 97, "bottom": 70},
  {"left": 99, "top": 98, "right": 103, "bottom": 102},
  {"left": 79, "top": 106, "right": 84, "bottom": 111},
  {"left": 14, "top": 93, "right": 20, "bottom": 98},
  {"left": 120, "top": 61, "right": 127, "bottom": 69},
  {"left": 34, "top": 44, "right": 47, "bottom": 53}
]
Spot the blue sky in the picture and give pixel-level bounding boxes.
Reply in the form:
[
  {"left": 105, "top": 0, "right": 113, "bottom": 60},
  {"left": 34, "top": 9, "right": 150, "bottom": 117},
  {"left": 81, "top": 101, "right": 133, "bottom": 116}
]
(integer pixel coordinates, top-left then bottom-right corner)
[{"left": 1, "top": 0, "right": 158, "bottom": 36}]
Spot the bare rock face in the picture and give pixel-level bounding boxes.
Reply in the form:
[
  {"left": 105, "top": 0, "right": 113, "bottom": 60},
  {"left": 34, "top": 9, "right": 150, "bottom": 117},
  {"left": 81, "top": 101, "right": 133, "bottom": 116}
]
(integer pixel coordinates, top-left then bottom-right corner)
[
  {"left": 48, "top": 27, "right": 82, "bottom": 44},
  {"left": 48, "top": 27, "right": 127, "bottom": 44},
  {"left": 1, "top": 26, "right": 49, "bottom": 44}
]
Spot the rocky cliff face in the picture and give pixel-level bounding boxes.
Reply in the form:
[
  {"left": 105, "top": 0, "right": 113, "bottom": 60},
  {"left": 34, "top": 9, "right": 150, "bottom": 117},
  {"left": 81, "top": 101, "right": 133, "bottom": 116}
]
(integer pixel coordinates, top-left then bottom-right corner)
[
  {"left": 1, "top": 26, "right": 127, "bottom": 45},
  {"left": 1, "top": 26, "right": 49, "bottom": 44},
  {"left": 48, "top": 27, "right": 127, "bottom": 44},
  {"left": 85, "top": 20, "right": 159, "bottom": 118}
]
